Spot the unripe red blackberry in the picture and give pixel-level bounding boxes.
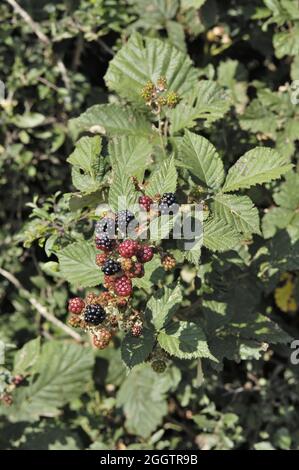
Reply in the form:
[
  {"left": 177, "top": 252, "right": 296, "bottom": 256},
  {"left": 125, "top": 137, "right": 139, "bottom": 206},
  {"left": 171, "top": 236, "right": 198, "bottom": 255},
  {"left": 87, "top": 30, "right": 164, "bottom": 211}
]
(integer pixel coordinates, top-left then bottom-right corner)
[
  {"left": 68, "top": 297, "right": 85, "bottom": 314},
  {"left": 85, "top": 292, "right": 98, "bottom": 304},
  {"left": 1, "top": 394, "right": 13, "bottom": 406},
  {"left": 104, "top": 274, "right": 117, "bottom": 290},
  {"left": 162, "top": 254, "right": 176, "bottom": 271},
  {"left": 93, "top": 332, "right": 111, "bottom": 350},
  {"left": 114, "top": 275, "right": 133, "bottom": 297},
  {"left": 121, "top": 258, "right": 134, "bottom": 272},
  {"left": 131, "top": 322, "right": 143, "bottom": 337},
  {"left": 96, "top": 253, "right": 107, "bottom": 267},
  {"left": 12, "top": 375, "right": 24, "bottom": 386},
  {"left": 151, "top": 359, "right": 167, "bottom": 373},
  {"left": 68, "top": 315, "right": 84, "bottom": 328},
  {"left": 127, "top": 262, "right": 144, "bottom": 279},
  {"left": 137, "top": 245, "right": 154, "bottom": 263},
  {"left": 139, "top": 195, "right": 153, "bottom": 212},
  {"left": 97, "top": 291, "right": 113, "bottom": 306},
  {"left": 118, "top": 239, "right": 139, "bottom": 258}
]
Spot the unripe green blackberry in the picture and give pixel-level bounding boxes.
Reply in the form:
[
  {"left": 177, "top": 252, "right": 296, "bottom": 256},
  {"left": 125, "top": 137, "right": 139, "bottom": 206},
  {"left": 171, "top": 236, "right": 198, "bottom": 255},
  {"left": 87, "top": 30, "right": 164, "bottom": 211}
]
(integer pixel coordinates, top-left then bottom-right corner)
[{"left": 151, "top": 359, "right": 167, "bottom": 374}]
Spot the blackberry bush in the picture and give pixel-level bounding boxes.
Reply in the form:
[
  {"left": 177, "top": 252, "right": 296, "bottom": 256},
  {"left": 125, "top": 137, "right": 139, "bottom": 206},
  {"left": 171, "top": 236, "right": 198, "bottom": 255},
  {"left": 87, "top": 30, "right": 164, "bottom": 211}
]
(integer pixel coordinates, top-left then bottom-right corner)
[{"left": 6, "top": 2, "right": 299, "bottom": 451}]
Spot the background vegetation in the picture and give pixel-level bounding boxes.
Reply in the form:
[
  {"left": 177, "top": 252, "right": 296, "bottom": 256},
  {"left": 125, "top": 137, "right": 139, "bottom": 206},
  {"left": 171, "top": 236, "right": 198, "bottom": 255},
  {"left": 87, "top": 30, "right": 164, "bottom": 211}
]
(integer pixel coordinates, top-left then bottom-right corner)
[{"left": 1, "top": 0, "right": 299, "bottom": 450}]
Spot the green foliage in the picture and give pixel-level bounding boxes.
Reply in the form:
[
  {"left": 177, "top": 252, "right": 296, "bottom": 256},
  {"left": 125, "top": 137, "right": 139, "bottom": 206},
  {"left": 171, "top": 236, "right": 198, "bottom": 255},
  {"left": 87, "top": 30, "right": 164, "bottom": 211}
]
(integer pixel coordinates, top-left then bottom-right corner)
[{"left": 1, "top": 0, "right": 299, "bottom": 452}]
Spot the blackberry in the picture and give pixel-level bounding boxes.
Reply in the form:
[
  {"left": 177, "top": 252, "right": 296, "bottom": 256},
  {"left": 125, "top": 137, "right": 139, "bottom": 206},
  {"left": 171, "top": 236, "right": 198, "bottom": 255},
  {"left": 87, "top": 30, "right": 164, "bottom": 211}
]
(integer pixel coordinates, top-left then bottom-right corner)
[
  {"left": 102, "top": 259, "right": 121, "bottom": 276},
  {"left": 114, "top": 275, "right": 133, "bottom": 297},
  {"left": 68, "top": 297, "right": 85, "bottom": 314},
  {"left": 131, "top": 323, "right": 143, "bottom": 337},
  {"left": 116, "top": 210, "right": 135, "bottom": 235},
  {"left": 95, "top": 234, "right": 116, "bottom": 252},
  {"left": 12, "top": 375, "right": 24, "bottom": 386},
  {"left": 139, "top": 195, "right": 153, "bottom": 212},
  {"left": 118, "top": 239, "right": 139, "bottom": 258},
  {"left": 162, "top": 254, "right": 176, "bottom": 271},
  {"left": 84, "top": 304, "right": 106, "bottom": 325},
  {"left": 127, "top": 262, "right": 144, "bottom": 279},
  {"left": 95, "top": 217, "right": 116, "bottom": 238},
  {"left": 151, "top": 359, "right": 167, "bottom": 374},
  {"left": 159, "top": 192, "right": 178, "bottom": 215},
  {"left": 95, "top": 253, "right": 107, "bottom": 267},
  {"left": 137, "top": 245, "right": 154, "bottom": 263}
]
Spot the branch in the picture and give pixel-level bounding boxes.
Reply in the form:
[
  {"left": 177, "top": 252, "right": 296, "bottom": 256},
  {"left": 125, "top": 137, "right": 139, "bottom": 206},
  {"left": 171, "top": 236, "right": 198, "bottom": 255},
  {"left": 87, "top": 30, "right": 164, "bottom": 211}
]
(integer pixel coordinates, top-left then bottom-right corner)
[
  {"left": 5, "top": 0, "right": 70, "bottom": 90},
  {"left": 6, "top": 0, "right": 49, "bottom": 45},
  {"left": 0, "top": 267, "right": 82, "bottom": 343}
]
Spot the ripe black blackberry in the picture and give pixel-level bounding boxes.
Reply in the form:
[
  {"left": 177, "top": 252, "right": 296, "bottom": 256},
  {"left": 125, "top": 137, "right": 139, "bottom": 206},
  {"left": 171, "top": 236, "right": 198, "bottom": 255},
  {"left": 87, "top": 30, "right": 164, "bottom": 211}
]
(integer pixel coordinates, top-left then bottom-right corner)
[
  {"left": 95, "top": 217, "right": 116, "bottom": 238},
  {"left": 116, "top": 210, "right": 135, "bottom": 234},
  {"left": 95, "top": 234, "right": 116, "bottom": 252},
  {"left": 159, "top": 192, "right": 177, "bottom": 215},
  {"left": 102, "top": 259, "right": 121, "bottom": 276},
  {"left": 84, "top": 304, "right": 106, "bottom": 325}
]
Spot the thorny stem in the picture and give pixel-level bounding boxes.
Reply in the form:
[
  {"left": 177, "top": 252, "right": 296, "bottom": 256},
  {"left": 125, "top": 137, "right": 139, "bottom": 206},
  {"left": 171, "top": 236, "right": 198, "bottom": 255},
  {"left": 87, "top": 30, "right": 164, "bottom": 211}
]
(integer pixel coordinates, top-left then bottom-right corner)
[{"left": 158, "top": 115, "right": 167, "bottom": 158}]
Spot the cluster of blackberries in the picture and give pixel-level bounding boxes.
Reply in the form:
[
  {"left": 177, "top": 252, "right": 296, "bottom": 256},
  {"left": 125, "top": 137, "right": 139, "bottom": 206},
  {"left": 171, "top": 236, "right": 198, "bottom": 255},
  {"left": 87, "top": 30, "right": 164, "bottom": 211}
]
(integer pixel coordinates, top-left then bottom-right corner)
[
  {"left": 138, "top": 192, "right": 178, "bottom": 216},
  {"left": 68, "top": 192, "right": 178, "bottom": 355},
  {"left": 95, "top": 236, "right": 154, "bottom": 297}
]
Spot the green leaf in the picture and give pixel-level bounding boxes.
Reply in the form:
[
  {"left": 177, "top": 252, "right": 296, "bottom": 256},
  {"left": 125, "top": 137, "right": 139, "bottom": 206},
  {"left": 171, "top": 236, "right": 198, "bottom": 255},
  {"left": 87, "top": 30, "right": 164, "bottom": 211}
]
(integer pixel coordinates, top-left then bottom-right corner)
[
  {"left": 273, "top": 171, "right": 299, "bottom": 210},
  {"left": 239, "top": 99, "right": 277, "bottom": 136},
  {"left": 13, "top": 337, "right": 41, "bottom": 375},
  {"left": 58, "top": 241, "right": 102, "bottom": 288},
  {"left": 179, "top": 131, "right": 225, "bottom": 189},
  {"left": 109, "top": 135, "right": 153, "bottom": 180},
  {"left": 181, "top": 0, "right": 207, "bottom": 8},
  {"left": 203, "top": 217, "right": 242, "bottom": 252},
  {"left": 213, "top": 194, "right": 261, "bottom": 235},
  {"left": 145, "top": 284, "right": 182, "bottom": 330},
  {"left": 274, "top": 25, "right": 299, "bottom": 58},
  {"left": 108, "top": 164, "right": 138, "bottom": 211},
  {"left": 121, "top": 328, "right": 155, "bottom": 368},
  {"left": 67, "top": 136, "right": 104, "bottom": 194},
  {"left": 223, "top": 147, "right": 292, "bottom": 193},
  {"left": 69, "top": 103, "right": 152, "bottom": 140},
  {"left": 117, "top": 365, "right": 176, "bottom": 438},
  {"left": 12, "top": 112, "right": 45, "bottom": 128},
  {"left": 10, "top": 342, "right": 94, "bottom": 420},
  {"left": 169, "top": 81, "right": 231, "bottom": 133},
  {"left": 146, "top": 156, "right": 177, "bottom": 198},
  {"left": 158, "top": 321, "right": 216, "bottom": 360},
  {"left": 166, "top": 20, "right": 186, "bottom": 52},
  {"left": 104, "top": 33, "right": 198, "bottom": 103}
]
